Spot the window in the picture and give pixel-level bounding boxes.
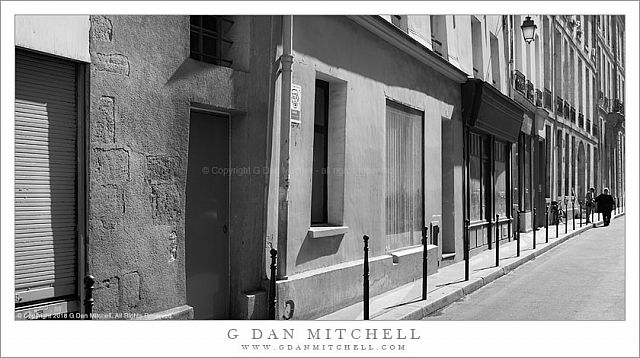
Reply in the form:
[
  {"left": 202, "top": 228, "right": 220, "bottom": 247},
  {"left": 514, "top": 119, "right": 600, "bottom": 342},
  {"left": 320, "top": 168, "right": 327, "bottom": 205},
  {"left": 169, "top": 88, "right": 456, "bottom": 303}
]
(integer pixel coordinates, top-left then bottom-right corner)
[
  {"left": 556, "top": 130, "right": 563, "bottom": 197},
  {"left": 494, "top": 141, "right": 507, "bottom": 216},
  {"left": 490, "top": 34, "right": 501, "bottom": 87},
  {"left": 311, "top": 80, "right": 329, "bottom": 225},
  {"left": 571, "top": 136, "right": 576, "bottom": 197},
  {"left": 390, "top": 15, "right": 408, "bottom": 32},
  {"left": 512, "top": 141, "right": 519, "bottom": 211},
  {"left": 308, "top": 75, "right": 347, "bottom": 234},
  {"left": 190, "top": 15, "right": 234, "bottom": 67},
  {"left": 471, "top": 17, "right": 483, "bottom": 79},
  {"left": 519, "top": 134, "right": 531, "bottom": 210},
  {"left": 564, "top": 133, "right": 570, "bottom": 196},
  {"left": 430, "top": 16, "right": 447, "bottom": 57},
  {"left": 586, "top": 144, "right": 591, "bottom": 190},
  {"left": 469, "top": 133, "right": 482, "bottom": 221},
  {"left": 385, "top": 100, "right": 423, "bottom": 250},
  {"left": 545, "top": 125, "right": 551, "bottom": 197}
]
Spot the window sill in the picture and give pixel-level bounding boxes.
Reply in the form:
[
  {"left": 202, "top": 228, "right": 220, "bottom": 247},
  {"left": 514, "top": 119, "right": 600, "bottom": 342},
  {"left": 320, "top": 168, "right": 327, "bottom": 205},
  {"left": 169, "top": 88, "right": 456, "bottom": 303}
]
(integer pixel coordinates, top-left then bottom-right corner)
[{"left": 308, "top": 226, "right": 349, "bottom": 239}]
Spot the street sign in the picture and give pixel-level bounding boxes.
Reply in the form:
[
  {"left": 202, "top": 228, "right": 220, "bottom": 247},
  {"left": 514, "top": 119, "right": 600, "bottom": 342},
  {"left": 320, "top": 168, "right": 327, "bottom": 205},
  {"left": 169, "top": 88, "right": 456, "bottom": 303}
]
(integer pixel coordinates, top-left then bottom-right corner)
[{"left": 291, "top": 83, "right": 301, "bottom": 124}]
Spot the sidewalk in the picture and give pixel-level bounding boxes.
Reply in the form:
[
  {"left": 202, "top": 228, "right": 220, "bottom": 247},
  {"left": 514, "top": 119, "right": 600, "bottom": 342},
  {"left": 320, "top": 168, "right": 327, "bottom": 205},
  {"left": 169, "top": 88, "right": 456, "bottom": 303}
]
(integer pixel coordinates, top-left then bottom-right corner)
[{"left": 319, "top": 211, "right": 625, "bottom": 320}]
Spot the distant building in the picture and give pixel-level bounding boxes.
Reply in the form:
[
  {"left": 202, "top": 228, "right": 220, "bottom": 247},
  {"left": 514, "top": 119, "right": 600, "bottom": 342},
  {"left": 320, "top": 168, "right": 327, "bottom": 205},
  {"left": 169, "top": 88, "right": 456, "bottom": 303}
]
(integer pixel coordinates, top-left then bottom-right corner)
[{"left": 14, "top": 14, "right": 624, "bottom": 320}]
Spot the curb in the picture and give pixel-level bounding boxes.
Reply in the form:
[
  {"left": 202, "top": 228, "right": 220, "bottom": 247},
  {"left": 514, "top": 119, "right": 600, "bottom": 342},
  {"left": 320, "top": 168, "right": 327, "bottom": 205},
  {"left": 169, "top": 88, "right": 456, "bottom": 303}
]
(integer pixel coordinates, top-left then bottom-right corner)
[{"left": 391, "top": 213, "right": 624, "bottom": 320}]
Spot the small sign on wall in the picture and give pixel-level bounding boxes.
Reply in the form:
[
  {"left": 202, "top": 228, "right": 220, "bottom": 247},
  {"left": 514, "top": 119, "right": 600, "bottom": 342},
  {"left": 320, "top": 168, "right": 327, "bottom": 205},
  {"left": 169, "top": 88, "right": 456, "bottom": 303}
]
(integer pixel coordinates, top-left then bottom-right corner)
[{"left": 290, "top": 83, "right": 301, "bottom": 124}]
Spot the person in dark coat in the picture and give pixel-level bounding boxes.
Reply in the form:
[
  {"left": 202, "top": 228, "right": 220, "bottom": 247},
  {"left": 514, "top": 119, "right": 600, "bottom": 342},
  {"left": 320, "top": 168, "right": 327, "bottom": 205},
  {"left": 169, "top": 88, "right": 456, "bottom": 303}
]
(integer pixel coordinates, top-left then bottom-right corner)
[
  {"left": 585, "top": 187, "right": 595, "bottom": 224},
  {"left": 595, "top": 188, "right": 616, "bottom": 226}
]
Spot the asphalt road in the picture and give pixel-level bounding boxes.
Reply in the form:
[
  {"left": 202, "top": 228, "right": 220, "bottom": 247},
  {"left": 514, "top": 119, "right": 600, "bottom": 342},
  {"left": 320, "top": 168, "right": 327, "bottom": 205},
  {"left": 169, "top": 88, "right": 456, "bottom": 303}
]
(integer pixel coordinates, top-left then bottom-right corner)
[{"left": 424, "top": 216, "right": 626, "bottom": 320}]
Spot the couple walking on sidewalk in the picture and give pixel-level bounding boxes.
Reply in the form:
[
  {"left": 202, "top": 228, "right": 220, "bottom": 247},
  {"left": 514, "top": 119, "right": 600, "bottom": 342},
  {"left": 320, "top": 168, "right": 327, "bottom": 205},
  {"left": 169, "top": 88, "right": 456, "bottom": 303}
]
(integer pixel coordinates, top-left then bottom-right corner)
[{"left": 591, "top": 187, "right": 616, "bottom": 226}]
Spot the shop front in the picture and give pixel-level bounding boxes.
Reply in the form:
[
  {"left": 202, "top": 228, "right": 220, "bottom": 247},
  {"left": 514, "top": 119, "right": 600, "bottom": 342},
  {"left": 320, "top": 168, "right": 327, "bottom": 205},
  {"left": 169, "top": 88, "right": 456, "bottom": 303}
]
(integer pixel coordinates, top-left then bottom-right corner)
[{"left": 462, "top": 79, "right": 524, "bottom": 254}]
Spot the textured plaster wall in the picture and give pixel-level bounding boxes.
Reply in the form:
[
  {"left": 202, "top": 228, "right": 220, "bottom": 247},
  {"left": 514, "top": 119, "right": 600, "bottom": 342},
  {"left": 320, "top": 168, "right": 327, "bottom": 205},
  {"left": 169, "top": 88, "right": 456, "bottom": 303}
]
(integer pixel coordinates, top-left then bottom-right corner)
[
  {"left": 88, "top": 15, "right": 275, "bottom": 318},
  {"left": 285, "top": 16, "right": 460, "bottom": 277}
]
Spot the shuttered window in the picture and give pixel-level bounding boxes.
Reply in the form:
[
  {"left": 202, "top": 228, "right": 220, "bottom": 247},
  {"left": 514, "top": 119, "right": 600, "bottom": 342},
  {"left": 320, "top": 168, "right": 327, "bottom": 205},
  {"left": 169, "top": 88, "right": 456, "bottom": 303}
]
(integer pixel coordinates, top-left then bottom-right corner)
[
  {"left": 385, "top": 101, "right": 423, "bottom": 250},
  {"left": 15, "top": 49, "right": 79, "bottom": 305}
]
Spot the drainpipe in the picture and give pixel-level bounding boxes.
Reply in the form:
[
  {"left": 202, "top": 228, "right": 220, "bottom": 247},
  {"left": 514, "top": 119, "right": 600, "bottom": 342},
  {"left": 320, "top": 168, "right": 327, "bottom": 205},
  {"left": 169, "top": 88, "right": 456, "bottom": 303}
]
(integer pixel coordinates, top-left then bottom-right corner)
[
  {"left": 551, "top": 15, "right": 557, "bottom": 202},
  {"left": 277, "top": 15, "right": 293, "bottom": 280}
]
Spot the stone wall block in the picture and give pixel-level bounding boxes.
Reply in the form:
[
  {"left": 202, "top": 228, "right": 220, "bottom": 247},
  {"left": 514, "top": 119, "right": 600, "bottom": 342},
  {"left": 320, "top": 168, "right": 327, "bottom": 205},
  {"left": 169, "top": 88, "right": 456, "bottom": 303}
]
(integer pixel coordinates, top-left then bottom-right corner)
[
  {"left": 121, "top": 272, "right": 141, "bottom": 308},
  {"left": 93, "top": 277, "right": 119, "bottom": 315},
  {"left": 151, "top": 183, "right": 181, "bottom": 225},
  {"left": 93, "top": 53, "right": 130, "bottom": 76},
  {"left": 146, "top": 155, "right": 180, "bottom": 184},
  {"left": 92, "top": 148, "right": 130, "bottom": 183},
  {"left": 93, "top": 96, "right": 116, "bottom": 144},
  {"left": 90, "top": 15, "right": 113, "bottom": 42}
]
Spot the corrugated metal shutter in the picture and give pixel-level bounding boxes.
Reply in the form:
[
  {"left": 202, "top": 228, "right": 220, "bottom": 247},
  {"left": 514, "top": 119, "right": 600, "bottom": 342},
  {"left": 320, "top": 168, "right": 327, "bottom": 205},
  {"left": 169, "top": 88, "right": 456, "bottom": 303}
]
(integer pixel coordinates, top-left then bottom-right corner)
[{"left": 15, "top": 49, "right": 78, "bottom": 304}]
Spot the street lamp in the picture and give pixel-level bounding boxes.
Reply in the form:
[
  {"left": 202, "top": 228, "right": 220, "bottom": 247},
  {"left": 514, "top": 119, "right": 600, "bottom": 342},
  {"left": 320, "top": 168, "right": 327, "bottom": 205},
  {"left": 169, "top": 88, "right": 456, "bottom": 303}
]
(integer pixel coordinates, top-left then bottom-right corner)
[{"left": 521, "top": 16, "right": 537, "bottom": 44}]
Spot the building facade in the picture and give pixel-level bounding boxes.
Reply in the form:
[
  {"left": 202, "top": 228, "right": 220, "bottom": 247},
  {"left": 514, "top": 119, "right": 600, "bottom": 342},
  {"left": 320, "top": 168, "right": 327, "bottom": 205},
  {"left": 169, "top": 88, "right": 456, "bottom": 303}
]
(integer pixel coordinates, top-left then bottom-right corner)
[{"left": 14, "top": 14, "right": 625, "bottom": 320}]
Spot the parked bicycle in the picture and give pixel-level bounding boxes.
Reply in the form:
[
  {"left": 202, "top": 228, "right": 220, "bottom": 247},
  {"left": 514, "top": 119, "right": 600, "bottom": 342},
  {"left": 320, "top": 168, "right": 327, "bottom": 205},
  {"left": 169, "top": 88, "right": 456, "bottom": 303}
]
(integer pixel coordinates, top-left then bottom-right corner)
[{"left": 550, "top": 201, "right": 565, "bottom": 225}]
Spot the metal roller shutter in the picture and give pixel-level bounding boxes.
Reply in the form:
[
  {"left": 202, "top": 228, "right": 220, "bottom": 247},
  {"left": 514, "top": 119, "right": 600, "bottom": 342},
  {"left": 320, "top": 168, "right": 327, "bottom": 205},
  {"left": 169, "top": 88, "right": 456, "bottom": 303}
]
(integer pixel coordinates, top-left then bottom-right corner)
[{"left": 15, "top": 49, "right": 78, "bottom": 305}]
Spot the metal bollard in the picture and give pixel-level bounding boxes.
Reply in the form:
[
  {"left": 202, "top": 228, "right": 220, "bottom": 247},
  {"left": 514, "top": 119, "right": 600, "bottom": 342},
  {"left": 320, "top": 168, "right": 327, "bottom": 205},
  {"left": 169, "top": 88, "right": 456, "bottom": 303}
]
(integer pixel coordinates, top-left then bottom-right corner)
[
  {"left": 363, "top": 235, "right": 370, "bottom": 320},
  {"left": 545, "top": 205, "right": 549, "bottom": 243},
  {"left": 565, "top": 205, "right": 568, "bottom": 234},
  {"left": 579, "top": 202, "right": 583, "bottom": 228},
  {"left": 464, "top": 219, "right": 470, "bottom": 281},
  {"left": 572, "top": 200, "right": 575, "bottom": 230},
  {"left": 269, "top": 248, "right": 278, "bottom": 320},
  {"left": 422, "top": 227, "right": 428, "bottom": 300},
  {"left": 533, "top": 208, "right": 537, "bottom": 249},
  {"left": 487, "top": 219, "right": 492, "bottom": 250},
  {"left": 84, "top": 275, "right": 95, "bottom": 320},
  {"left": 508, "top": 213, "right": 512, "bottom": 242},
  {"left": 516, "top": 213, "right": 521, "bottom": 257},
  {"left": 495, "top": 215, "right": 500, "bottom": 267},
  {"left": 555, "top": 205, "right": 559, "bottom": 238}
]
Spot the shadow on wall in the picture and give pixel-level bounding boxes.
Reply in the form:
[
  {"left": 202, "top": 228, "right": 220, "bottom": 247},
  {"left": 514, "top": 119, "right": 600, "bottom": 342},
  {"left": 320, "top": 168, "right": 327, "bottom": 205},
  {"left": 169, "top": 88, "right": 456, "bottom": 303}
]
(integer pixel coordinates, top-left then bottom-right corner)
[
  {"left": 295, "top": 232, "right": 344, "bottom": 266},
  {"left": 165, "top": 58, "right": 232, "bottom": 87}
]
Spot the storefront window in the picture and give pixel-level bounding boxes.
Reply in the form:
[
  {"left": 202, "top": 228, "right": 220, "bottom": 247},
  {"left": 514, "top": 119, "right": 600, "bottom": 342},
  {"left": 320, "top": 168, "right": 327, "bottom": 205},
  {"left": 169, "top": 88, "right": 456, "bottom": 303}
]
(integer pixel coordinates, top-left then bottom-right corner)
[
  {"left": 469, "top": 133, "right": 482, "bottom": 221},
  {"left": 512, "top": 142, "right": 519, "bottom": 212},
  {"left": 523, "top": 135, "right": 531, "bottom": 211},
  {"left": 494, "top": 141, "right": 507, "bottom": 216},
  {"left": 545, "top": 125, "right": 551, "bottom": 197}
]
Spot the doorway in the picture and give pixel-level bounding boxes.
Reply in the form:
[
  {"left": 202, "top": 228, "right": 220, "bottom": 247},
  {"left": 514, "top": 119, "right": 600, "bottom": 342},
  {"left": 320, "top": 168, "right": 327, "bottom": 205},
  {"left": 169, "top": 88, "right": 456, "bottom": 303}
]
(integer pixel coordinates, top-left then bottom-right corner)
[{"left": 185, "top": 109, "right": 230, "bottom": 319}]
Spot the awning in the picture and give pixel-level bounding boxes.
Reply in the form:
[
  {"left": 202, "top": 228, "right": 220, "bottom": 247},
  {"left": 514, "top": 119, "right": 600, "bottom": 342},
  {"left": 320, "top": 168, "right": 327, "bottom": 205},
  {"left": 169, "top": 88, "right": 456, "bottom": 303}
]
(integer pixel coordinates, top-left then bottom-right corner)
[{"left": 462, "top": 79, "right": 525, "bottom": 143}]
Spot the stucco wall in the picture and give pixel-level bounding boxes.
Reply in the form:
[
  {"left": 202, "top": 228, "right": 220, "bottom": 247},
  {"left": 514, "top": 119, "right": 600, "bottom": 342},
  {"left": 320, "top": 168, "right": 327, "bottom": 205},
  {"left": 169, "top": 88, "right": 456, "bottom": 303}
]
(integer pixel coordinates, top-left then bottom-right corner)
[
  {"left": 283, "top": 15, "right": 460, "bottom": 280},
  {"left": 88, "top": 15, "right": 275, "bottom": 318},
  {"left": 15, "top": 15, "right": 90, "bottom": 62}
]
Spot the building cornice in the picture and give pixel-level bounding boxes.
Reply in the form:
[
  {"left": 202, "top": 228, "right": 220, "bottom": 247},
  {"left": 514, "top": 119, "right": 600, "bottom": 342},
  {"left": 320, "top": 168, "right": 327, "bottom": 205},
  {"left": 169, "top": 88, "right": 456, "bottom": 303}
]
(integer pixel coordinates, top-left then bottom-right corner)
[
  {"left": 556, "top": 121, "right": 600, "bottom": 145},
  {"left": 348, "top": 15, "right": 468, "bottom": 84}
]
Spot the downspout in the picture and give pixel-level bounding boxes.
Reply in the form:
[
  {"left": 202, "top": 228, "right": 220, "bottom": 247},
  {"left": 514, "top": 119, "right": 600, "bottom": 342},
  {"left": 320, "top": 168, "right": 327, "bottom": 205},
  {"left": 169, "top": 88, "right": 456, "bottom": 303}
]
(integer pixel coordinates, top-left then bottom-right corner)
[
  {"left": 505, "top": 15, "right": 514, "bottom": 231},
  {"left": 277, "top": 15, "right": 293, "bottom": 280},
  {"left": 551, "top": 15, "right": 557, "bottom": 202}
]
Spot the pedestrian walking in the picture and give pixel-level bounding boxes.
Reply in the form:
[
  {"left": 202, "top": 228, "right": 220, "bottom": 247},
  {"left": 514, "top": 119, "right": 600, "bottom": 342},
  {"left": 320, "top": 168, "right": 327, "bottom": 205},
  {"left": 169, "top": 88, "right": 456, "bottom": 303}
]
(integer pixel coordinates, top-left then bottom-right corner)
[
  {"left": 595, "top": 188, "right": 615, "bottom": 226},
  {"left": 585, "top": 187, "right": 595, "bottom": 224}
]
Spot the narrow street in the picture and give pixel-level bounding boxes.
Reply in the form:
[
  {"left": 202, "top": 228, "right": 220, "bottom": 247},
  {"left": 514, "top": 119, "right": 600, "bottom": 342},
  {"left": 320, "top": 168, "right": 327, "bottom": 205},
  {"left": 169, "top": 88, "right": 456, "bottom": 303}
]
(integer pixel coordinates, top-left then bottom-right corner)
[{"left": 424, "top": 216, "right": 625, "bottom": 320}]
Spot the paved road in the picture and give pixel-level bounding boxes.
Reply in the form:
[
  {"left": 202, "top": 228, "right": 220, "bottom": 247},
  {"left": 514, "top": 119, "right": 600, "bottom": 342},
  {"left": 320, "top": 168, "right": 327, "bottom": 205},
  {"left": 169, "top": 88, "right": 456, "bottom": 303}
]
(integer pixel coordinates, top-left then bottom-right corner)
[{"left": 424, "top": 216, "right": 625, "bottom": 320}]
